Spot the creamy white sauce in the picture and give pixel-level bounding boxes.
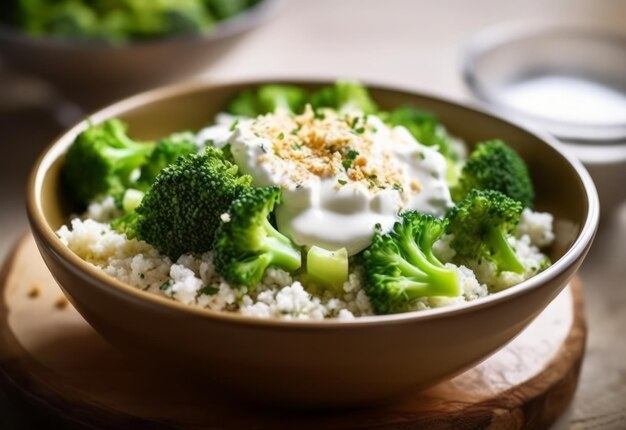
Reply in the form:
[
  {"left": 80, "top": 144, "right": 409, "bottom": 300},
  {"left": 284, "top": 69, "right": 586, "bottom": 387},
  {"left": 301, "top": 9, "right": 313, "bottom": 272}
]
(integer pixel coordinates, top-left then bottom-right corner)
[
  {"left": 202, "top": 113, "right": 452, "bottom": 255},
  {"left": 501, "top": 75, "right": 626, "bottom": 126}
]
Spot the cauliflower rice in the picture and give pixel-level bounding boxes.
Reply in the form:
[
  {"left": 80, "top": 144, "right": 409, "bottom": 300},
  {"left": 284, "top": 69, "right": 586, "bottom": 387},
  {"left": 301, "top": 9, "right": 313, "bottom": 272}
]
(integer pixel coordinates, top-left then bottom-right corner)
[{"left": 56, "top": 205, "right": 554, "bottom": 320}]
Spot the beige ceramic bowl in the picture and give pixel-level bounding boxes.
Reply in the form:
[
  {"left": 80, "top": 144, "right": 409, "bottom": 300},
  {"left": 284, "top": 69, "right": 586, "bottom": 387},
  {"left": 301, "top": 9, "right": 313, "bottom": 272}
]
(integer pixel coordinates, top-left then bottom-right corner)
[
  {"left": 0, "top": 0, "right": 282, "bottom": 109},
  {"left": 27, "top": 80, "right": 599, "bottom": 408}
]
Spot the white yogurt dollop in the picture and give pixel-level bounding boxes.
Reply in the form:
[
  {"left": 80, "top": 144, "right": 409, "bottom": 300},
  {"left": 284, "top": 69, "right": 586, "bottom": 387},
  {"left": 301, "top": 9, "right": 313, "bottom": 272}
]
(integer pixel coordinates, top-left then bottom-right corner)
[{"left": 201, "top": 109, "right": 452, "bottom": 255}]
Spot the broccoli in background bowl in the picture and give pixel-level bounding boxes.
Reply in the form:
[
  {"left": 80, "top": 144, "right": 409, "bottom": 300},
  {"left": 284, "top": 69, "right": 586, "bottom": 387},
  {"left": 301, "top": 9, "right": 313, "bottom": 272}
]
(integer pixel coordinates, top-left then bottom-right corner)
[
  {"left": 0, "top": 0, "right": 281, "bottom": 108},
  {"left": 0, "top": 0, "right": 262, "bottom": 43}
]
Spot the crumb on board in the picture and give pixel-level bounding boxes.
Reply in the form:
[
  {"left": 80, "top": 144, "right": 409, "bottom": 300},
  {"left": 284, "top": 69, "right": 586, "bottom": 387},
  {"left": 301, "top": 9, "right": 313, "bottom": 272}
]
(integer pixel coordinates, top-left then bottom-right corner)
[
  {"left": 55, "top": 296, "right": 69, "bottom": 310},
  {"left": 27, "top": 284, "right": 41, "bottom": 299}
]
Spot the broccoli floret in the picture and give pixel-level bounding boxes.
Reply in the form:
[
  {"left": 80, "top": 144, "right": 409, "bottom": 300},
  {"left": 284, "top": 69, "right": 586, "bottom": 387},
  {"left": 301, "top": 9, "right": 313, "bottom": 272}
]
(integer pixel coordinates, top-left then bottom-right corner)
[
  {"left": 446, "top": 189, "right": 524, "bottom": 274},
  {"left": 380, "top": 106, "right": 464, "bottom": 185},
  {"left": 380, "top": 106, "right": 456, "bottom": 159},
  {"left": 137, "top": 132, "right": 198, "bottom": 189},
  {"left": 131, "top": 147, "right": 251, "bottom": 259},
  {"left": 227, "top": 85, "right": 308, "bottom": 117},
  {"left": 110, "top": 210, "right": 140, "bottom": 239},
  {"left": 362, "top": 212, "right": 461, "bottom": 315},
  {"left": 213, "top": 186, "right": 302, "bottom": 289},
  {"left": 119, "top": 0, "right": 213, "bottom": 40},
  {"left": 62, "top": 119, "right": 155, "bottom": 209},
  {"left": 204, "top": 0, "right": 259, "bottom": 20},
  {"left": 452, "top": 140, "right": 534, "bottom": 207},
  {"left": 14, "top": 0, "right": 221, "bottom": 42},
  {"left": 310, "top": 80, "right": 378, "bottom": 114}
]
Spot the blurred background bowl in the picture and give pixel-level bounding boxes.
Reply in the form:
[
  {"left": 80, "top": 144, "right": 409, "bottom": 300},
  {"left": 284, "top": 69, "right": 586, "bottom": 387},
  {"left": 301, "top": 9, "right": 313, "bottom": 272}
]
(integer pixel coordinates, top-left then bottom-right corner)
[
  {"left": 0, "top": 0, "right": 283, "bottom": 110},
  {"left": 27, "top": 80, "right": 599, "bottom": 407},
  {"left": 463, "top": 23, "right": 626, "bottom": 215}
]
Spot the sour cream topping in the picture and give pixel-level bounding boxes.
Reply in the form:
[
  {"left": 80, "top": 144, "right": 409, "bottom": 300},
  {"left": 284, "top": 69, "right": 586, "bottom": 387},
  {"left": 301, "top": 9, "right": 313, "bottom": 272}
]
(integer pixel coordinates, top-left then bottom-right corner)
[{"left": 199, "top": 107, "right": 452, "bottom": 255}]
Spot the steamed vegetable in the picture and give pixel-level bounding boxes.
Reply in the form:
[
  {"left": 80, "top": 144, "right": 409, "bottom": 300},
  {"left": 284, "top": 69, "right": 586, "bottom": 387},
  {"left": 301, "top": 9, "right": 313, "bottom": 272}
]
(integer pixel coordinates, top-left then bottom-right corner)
[
  {"left": 126, "top": 147, "right": 251, "bottom": 259},
  {"left": 446, "top": 189, "right": 525, "bottom": 274},
  {"left": 306, "top": 246, "right": 349, "bottom": 290},
  {"left": 310, "top": 80, "right": 378, "bottom": 115},
  {"left": 452, "top": 140, "right": 534, "bottom": 207},
  {"left": 227, "top": 85, "right": 308, "bottom": 117},
  {"left": 5, "top": 0, "right": 259, "bottom": 42},
  {"left": 362, "top": 212, "right": 461, "bottom": 314},
  {"left": 137, "top": 132, "right": 198, "bottom": 189},
  {"left": 380, "top": 107, "right": 457, "bottom": 158},
  {"left": 62, "top": 119, "right": 155, "bottom": 209},
  {"left": 213, "top": 186, "right": 302, "bottom": 288}
]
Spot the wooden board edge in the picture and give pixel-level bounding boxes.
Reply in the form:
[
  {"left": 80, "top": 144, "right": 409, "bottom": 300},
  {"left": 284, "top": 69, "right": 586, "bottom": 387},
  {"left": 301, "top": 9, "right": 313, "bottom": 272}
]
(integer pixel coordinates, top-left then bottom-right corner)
[{"left": 0, "top": 234, "right": 587, "bottom": 430}]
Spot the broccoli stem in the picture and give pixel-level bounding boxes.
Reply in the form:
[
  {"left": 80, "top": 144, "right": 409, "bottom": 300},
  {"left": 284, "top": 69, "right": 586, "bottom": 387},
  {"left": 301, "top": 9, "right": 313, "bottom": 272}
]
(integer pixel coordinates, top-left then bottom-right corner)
[
  {"left": 261, "top": 219, "right": 302, "bottom": 272},
  {"left": 384, "top": 278, "right": 444, "bottom": 300},
  {"left": 487, "top": 228, "right": 525, "bottom": 274},
  {"left": 234, "top": 254, "right": 274, "bottom": 285},
  {"left": 306, "top": 246, "right": 348, "bottom": 291},
  {"left": 391, "top": 250, "right": 460, "bottom": 297}
]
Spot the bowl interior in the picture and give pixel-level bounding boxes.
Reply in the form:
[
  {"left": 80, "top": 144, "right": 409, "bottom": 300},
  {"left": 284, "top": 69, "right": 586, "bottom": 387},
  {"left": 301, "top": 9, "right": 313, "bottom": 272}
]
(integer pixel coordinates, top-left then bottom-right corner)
[{"left": 38, "top": 81, "right": 591, "bottom": 271}]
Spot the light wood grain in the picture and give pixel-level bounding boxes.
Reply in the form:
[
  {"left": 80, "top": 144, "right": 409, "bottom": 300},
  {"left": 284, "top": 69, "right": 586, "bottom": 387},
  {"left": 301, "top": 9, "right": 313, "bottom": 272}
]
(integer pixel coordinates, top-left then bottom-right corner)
[{"left": 0, "top": 234, "right": 586, "bottom": 430}]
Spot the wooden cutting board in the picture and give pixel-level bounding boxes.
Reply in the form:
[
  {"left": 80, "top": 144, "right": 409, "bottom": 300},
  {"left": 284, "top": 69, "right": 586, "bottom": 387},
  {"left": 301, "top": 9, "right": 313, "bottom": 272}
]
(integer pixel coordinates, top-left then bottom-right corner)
[{"left": 0, "top": 234, "right": 586, "bottom": 430}]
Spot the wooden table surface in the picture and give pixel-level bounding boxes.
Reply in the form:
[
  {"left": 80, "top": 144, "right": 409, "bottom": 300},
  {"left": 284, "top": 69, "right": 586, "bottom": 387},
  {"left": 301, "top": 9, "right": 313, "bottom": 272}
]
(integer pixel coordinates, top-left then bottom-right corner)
[{"left": 1, "top": 1, "right": 625, "bottom": 428}]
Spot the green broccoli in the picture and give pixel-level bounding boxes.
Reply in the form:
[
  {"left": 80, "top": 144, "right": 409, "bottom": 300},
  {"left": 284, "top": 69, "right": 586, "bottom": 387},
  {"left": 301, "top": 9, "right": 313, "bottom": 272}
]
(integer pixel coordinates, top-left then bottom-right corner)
[
  {"left": 10, "top": 0, "right": 256, "bottom": 42},
  {"left": 204, "top": 0, "right": 260, "bottom": 20},
  {"left": 62, "top": 119, "right": 155, "bottom": 209},
  {"left": 226, "top": 85, "right": 308, "bottom": 117},
  {"left": 114, "top": 0, "right": 213, "bottom": 40},
  {"left": 130, "top": 147, "right": 251, "bottom": 259},
  {"left": 446, "top": 189, "right": 524, "bottom": 274},
  {"left": 452, "top": 140, "right": 534, "bottom": 207},
  {"left": 310, "top": 80, "right": 378, "bottom": 115},
  {"left": 306, "top": 246, "right": 349, "bottom": 291},
  {"left": 137, "top": 132, "right": 198, "bottom": 189},
  {"left": 31, "top": 0, "right": 98, "bottom": 38},
  {"left": 380, "top": 106, "right": 456, "bottom": 159},
  {"left": 362, "top": 212, "right": 461, "bottom": 315},
  {"left": 110, "top": 210, "right": 140, "bottom": 239},
  {"left": 213, "top": 186, "right": 302, "bottom": 289}
]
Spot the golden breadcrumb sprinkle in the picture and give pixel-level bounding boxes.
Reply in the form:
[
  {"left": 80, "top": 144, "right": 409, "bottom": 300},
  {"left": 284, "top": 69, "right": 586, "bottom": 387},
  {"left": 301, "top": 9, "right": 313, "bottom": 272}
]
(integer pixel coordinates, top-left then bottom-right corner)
[
  {"left": 28, "top": 284, "right": 41, "bottom": 299},
  {"left": 55, "top": 296, "right": 69, "bottom": 310},
  {"left": 250, "top": 105, "right": 409, "bottom": 191}
]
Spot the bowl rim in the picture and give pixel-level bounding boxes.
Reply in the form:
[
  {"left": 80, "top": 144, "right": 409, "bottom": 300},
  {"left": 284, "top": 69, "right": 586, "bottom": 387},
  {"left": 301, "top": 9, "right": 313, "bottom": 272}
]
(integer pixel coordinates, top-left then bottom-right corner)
[
  {"left": 462, "top": 20, "right": 626, "bottom": 143},
  {"left": 26, "top": 78, "right": 600, "bottom": 329},
  {"left": 0, "top": 0, "right": 283, "bottom": 50}
]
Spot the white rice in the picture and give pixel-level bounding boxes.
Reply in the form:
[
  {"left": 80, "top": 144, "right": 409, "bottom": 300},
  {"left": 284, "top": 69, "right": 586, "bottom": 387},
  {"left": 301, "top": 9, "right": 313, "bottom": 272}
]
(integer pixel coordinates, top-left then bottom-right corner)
[{"left": 56, "top": 206, "right": 555, "bottom": 319}]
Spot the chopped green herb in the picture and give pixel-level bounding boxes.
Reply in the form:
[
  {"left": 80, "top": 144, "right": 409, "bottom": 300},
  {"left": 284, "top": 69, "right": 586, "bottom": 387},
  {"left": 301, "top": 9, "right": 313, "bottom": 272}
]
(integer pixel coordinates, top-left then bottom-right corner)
[
  {"left": 356, "top": 127, "right": 365, "bottom": 134},
  {"left": 342, "top": 149, "right": 360, "bottom": 170},
  {"left": 159, "top": 280, "right": 172, "bottom": 291},
  {"left": 419, "top": 152, "right": 425, "bottom": 160},
  {"left": 291, "top": 142, "right": 303, "bottom": 150},
  {"left": 230, "top": 119, "right": 239, "bottom": 131},
  {"left": 199, "top": 286, "right": 220, "bottom": 296},
  {"left": 350, "top": 117, "right": 359, "bottom": 129},
  {"left": 140, "top": 273, "right": 145, "bottom": 279},
  {"left": 338, "top": 179, "right": 347, "bottom": 185},
  {"left": 392, "top": 183, "right": 404, "bottom": 192},
  {"left": 278, "top": 132, "right": 285, "bottom": 140}
]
